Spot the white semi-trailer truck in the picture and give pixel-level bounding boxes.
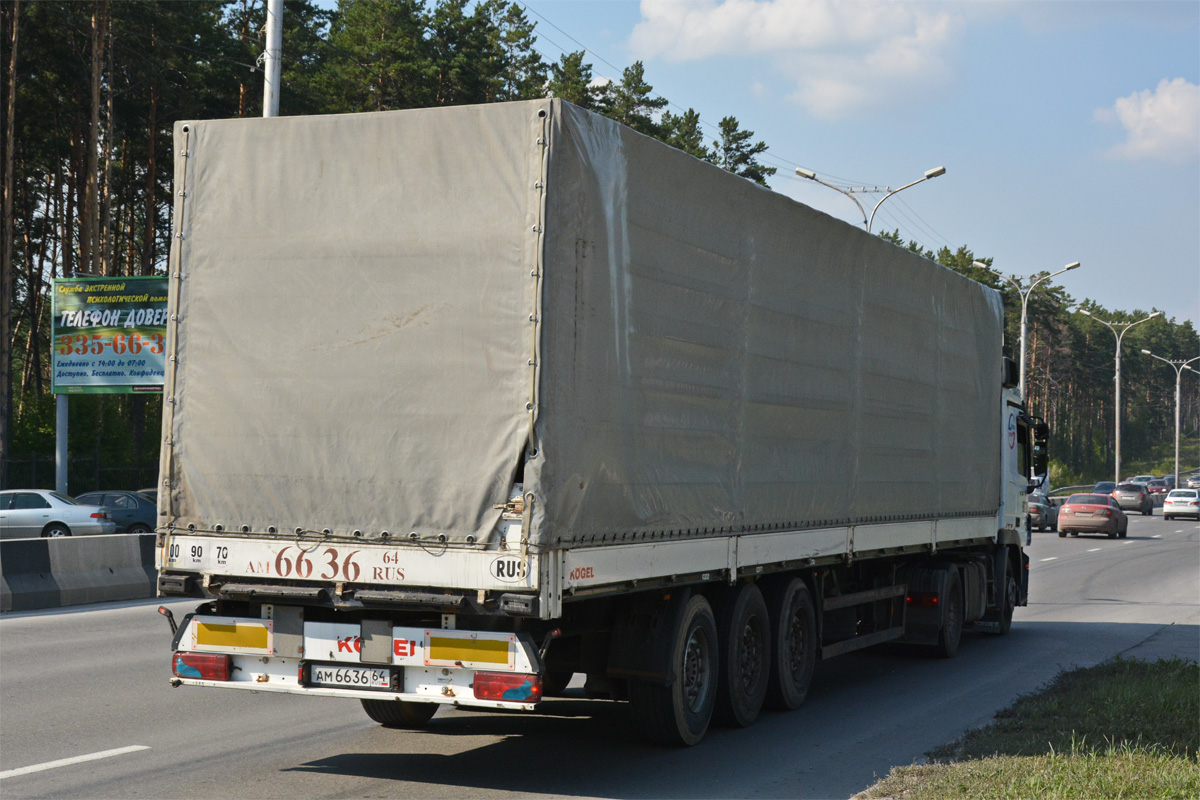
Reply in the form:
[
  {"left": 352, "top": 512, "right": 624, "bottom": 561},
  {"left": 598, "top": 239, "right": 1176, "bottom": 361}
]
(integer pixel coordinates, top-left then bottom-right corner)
[{"left": 156, "top": 99, "right": 1045, "bottom": 746}]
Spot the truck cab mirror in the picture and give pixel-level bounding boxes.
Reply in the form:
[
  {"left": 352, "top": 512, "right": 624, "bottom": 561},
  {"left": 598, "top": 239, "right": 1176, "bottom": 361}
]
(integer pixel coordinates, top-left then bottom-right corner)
[{"left": 1031, "top": 420, "right": 1050, "bottom": 476}]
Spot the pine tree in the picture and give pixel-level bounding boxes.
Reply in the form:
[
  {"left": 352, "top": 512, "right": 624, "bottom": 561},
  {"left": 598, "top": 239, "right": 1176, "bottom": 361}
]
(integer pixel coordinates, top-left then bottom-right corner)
[
  {"left": 606, "top": 60, "right": 665, "bottom": 138},
  {"left": 547, "top": 50, "right": 606, "bottom": 112},
  {"left": 661, "top": 108, "right": 710, "bottom": 160},
  {"left": 712, "top": 116, "right": 776, "bottom": 186}
]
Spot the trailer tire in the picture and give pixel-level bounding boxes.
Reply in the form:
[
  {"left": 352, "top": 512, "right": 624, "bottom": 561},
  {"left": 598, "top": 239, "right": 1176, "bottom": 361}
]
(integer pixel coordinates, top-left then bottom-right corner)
[
  {"left": 542, "top": 670, "right": 574, "bottom": 697},
  {"left": 934, "top": 570, "right": 964, "bottom": 659},
  {"left": 763, "top": 577, "right": 816, "bottom": 711},
  {"left": 628, "top": 594, "right": 718, "bottom": 746},
  {"left": 713, "top": 583, "right": 770, "bottom": 728},
  {"left": 360, "top": 698, "right": 438, "bottom": 728}
]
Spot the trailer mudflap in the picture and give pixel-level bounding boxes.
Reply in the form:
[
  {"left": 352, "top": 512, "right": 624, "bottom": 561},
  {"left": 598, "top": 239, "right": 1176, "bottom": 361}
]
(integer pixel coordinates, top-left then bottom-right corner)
[{"left": 606, "top": 589, "right": 693, "bottom": 685}]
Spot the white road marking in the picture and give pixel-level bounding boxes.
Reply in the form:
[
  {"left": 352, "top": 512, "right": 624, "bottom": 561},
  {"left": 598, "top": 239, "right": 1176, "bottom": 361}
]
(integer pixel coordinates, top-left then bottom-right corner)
[
  {"left": 0, "top": 746, "right": 150, "bottom": 780},
  {"left": 1087, "top": 548, "right": 1101, "bottom": 552},
  {"left": 1040, "top": 557, "right": 1058, "bottom": 562},
  {"left": 1152, "top": 535, "right": 1162, "bottom": 539},
  {"left": 1123, "top": 541, "right": 1134, "bottom": 545}
]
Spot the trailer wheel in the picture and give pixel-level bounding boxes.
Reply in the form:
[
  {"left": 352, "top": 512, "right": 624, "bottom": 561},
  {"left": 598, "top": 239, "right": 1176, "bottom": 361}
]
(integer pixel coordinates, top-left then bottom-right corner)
[
  {"left": 713, "top": 583, "right": 770, "bottom": 727},
  {"left": 542, "top": 670, "right": 574, "bottom": 697},
  {"left": 763, "top": 577, "right": 816, "bottom": 711},
  {"left": 628, "top": 594, "right": 718, "bottom": 746},
  {"left": 360, "top": 698, "right": 438, "bottom": 728},
  {"left": 934, "top": 570, "right": 963, "bottom": 659}
]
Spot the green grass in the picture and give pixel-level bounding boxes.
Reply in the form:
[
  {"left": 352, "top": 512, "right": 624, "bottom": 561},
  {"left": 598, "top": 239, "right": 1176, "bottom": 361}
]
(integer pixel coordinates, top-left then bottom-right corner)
[{"left": 854, "top": 658, "right": 1200, "bottom": 800}]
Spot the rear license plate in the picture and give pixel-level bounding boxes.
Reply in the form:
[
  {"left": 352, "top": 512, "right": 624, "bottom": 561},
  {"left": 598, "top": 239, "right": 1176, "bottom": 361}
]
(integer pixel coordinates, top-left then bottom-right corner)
[{"left": 309, "top": 664, "right": 394, "bottom": 690}]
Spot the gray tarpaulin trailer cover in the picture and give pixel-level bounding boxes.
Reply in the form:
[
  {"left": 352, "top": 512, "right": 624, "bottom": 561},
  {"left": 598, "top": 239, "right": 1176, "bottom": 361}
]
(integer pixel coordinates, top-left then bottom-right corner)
[{"left": 161, "top": 99, "right": 1004, "bottom": 552}]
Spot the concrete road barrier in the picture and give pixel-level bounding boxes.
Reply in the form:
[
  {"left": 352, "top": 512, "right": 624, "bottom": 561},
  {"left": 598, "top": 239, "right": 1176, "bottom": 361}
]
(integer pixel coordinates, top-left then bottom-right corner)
[{"left": 0, "top": 533, "right": 156, "bottom": 612}]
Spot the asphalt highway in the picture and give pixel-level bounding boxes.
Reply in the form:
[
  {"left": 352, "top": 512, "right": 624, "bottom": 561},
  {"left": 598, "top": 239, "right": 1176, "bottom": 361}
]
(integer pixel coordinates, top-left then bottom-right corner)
[{"left": 2, "top": 511, "right": 1196, "bottom": 800}]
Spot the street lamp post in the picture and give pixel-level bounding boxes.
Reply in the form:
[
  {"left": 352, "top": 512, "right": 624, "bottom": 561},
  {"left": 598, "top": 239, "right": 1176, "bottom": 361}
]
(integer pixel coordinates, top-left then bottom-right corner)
[
  {"left": 972, "top": 260, "right": 1081, "bottom": 399},
  {"left": 1139, "top": 350, "right": 1200, "bottom": 487},
  {"left": 1079, "top": 309, "right": 1162, "bottom": 483},
  {"left": 795, "top": 166, "right": 946, "bottom": 233}
]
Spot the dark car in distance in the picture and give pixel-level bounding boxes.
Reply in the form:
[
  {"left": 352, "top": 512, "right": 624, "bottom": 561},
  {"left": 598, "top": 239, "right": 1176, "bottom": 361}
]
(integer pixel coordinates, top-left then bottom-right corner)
[
  {"left": 1092, "top": 481, "right": 1117, "bottom": 495},
  {"left": 1028, "top": 492, "right": 1058, "bottom": 532},
  {"left": 74, "top": 490, "right": 157, "bottom": 533},
  {"left": 1112, "top": 482, "right": 1153, "bottom": 516}
]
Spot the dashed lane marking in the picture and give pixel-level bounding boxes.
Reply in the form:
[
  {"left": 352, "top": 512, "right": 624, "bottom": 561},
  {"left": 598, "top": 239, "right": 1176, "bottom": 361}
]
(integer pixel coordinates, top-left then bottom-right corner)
[
  {"left": 1040, "top": 557, "right": 1058, "bottom": 562},
  {"left": 0, "top": 746, "right": 150, "bottom": 780}
]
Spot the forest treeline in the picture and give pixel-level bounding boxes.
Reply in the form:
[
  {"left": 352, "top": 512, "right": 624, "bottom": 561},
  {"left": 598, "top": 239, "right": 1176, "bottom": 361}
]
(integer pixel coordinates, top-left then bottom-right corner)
[{"left": 1, "top": 0, "right": 1196, "bottom": 491}]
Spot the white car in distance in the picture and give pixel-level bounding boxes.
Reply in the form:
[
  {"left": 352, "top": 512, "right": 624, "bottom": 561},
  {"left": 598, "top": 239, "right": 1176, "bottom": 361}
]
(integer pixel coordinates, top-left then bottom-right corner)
[{"left": 0, "top": 489, "right": 118, "bottom": 539}]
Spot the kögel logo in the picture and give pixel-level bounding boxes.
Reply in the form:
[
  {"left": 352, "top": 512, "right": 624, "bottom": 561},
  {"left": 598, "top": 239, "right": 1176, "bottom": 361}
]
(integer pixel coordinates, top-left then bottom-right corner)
[{"left": 491, "top": 556, "right": 526, "bottom": 583}]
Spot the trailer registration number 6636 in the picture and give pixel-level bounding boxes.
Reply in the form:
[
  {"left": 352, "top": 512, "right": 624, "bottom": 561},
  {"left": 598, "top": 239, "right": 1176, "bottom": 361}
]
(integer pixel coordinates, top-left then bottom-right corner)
[{"left": 309, "top": 665, "right": 394, "bottom": 690}]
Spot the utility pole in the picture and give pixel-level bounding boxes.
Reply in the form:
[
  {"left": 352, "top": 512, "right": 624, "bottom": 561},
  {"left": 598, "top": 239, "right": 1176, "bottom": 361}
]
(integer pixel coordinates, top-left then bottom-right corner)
[
  {"left": 1079, "top": 309, "right": 1162, "bottom": 483},
  {"left": 263, "top": 0, "right": 282, "bottom": 118}
]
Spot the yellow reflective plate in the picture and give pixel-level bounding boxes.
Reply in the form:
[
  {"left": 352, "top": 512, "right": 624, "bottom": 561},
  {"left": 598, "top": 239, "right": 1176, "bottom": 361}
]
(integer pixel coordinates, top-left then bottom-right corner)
[
  {"left": 426, "top": 634, "right": 513, "bottom": 668},
  {"left": 193, "top": 618, "right": 272, "bottom": 654}
]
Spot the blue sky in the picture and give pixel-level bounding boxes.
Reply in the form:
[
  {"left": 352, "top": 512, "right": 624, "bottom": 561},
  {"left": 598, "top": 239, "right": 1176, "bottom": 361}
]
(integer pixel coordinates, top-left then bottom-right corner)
[{"left": 516, "top": 0, "right": 1199, "bottom": 328}]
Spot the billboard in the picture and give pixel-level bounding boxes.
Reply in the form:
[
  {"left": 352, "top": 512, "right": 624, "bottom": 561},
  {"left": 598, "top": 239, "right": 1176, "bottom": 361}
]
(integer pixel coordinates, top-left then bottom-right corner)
[{"left": 51, "top": 276, "right": 168, "bottom": 394}]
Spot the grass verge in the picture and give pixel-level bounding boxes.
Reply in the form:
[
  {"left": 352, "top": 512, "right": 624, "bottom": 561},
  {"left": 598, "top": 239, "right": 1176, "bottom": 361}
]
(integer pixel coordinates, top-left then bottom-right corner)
[{"left": 854, "top": 657, "right": 1200, "bottom": 800}]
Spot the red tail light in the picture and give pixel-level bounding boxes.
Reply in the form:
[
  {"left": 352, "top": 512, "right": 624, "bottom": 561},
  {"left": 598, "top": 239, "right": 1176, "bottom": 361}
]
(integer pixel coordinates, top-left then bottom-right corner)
[
  {"left": 90, "top": 511, "right": 108, "bottom": 519},
  {"left": 173, "top": 651, "right": 231, "bottom": 681},
  {"left": 473, "top": 672, "right": 542, "bottom": 703},
  {"left": 906, "top": 592, "right": 939, "bottom": 608}
]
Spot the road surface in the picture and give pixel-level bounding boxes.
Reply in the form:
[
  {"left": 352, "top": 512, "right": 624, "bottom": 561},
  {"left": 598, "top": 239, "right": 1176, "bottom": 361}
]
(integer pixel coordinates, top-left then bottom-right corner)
[{"left": 2, "top": 511, "right": 1196, "bottom": 799}]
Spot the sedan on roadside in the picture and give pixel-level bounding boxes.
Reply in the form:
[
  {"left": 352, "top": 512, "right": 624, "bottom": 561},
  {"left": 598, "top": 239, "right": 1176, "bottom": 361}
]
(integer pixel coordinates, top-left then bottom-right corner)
[
  {"left": 74, "top": 490, "right": 157, "bottom": 533},
  {"left": 1147, "top": 479, "right": 1169, "bottom": 497},
  {"left": 1187, "top": 474, "right": 1200, "bottom": 490},
  {"left": 1028, "top": 492, "right": 1058, "bottom": 531},
  {"left": 1163, "top": 489, "right": 1200, "bottom": 521},
  {"left": 1112, "top": 482, "right": 1153, "bottom": 516},
  {"left": 1057, "top": 493, "right": 1129, "bottom": 539},
  {"left": 0, "top": 489, "right": 117, "bottom": 539}
]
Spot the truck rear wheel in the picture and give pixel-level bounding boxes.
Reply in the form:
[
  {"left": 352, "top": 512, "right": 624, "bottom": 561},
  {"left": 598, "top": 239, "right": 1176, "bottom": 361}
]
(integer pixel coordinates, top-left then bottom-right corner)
[
  {"left": 980, "top": 550, "right": 1016, "bottom": 636},
  {"left": 628, "top": 594, "right": 718, "bottom": 746},
  {"left": 541, "top": 670, "right": 574, "bottom": 697},
  {"left": 763, "top": 576, "right": 816, "bottom": 711},
  {"left": 713, "top": 583, "right": 770, "bottom": 727},
  {"left": 934, "top": 570, "right": 964, "bottom": 659},
  {"left": 361, "top": 698, "right": 438, "bottom": 728}
]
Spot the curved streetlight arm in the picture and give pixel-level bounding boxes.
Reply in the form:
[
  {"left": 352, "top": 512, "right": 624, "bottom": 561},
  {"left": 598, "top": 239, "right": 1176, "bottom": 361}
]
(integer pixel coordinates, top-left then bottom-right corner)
[
  {"left": 1140, "top": 351, "right": 1200, "bottom": 371},
  {"left": 972, "top": 260, "right": 1080, "bottom": 400},
  {"left": 795, "top": 168, "right": 868, "bottom": 228},
  {"left": 867, "top": 166, "right": 945, "bottom": 233},
  {"left": 1027, "top": 261, "right": 1082, "bottom": 294}
]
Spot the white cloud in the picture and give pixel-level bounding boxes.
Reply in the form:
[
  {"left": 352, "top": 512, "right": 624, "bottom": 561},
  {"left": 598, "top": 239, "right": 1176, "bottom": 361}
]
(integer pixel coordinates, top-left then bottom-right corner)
[
  {"left": 1097, "top": 78, "right": 1200, "bottom": 163},
  {"left": 630, "top": 0, "right": 964, "bottom": 119}
]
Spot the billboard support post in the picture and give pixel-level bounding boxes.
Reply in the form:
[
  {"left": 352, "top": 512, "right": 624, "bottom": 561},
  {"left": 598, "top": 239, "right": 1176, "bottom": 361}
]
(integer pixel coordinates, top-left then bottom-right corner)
[{"left": 56, "top": 393, "right": 67, "bottom": 493}]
